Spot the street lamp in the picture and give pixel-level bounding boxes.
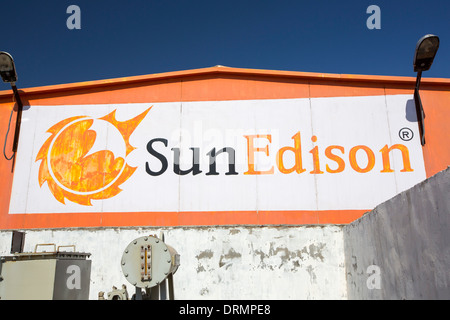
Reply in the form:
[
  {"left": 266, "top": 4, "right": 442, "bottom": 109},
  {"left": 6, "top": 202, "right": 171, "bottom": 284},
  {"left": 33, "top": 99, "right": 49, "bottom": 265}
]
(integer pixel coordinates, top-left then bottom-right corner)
[
  {"left": 0, "top": 51, "right": 23, "bottom": 154},
  {"left": 413, "top": 35, "right": 440, "bottom": 146}
]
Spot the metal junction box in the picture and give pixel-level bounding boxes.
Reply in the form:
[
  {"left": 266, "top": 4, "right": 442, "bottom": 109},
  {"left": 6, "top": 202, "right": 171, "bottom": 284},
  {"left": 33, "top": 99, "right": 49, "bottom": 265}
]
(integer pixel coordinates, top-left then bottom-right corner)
[
  {"left": 121, "top": 235, "right": 180, "bottom": 290},
  {"left": 0, "top": 244, "right": 91, "bottom": 300}
]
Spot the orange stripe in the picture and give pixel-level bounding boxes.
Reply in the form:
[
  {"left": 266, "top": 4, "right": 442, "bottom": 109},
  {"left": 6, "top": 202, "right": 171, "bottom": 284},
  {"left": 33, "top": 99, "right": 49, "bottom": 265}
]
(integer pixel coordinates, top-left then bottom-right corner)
[{"left": 0, "top": 210, "right": 367, "bottom": 229}]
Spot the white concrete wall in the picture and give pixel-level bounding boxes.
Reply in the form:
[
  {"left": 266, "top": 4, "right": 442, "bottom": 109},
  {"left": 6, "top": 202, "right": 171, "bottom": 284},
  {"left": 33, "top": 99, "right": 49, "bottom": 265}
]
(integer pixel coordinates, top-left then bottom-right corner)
[{"left": 0, "top": 225, "right": 347, "bottom": 300}]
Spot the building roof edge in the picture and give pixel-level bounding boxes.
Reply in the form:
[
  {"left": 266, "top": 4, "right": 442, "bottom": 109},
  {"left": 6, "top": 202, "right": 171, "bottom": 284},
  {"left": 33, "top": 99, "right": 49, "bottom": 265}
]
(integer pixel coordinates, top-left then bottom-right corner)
[{"left": 1, "top": 65, "right": 449, "bottom": 98}]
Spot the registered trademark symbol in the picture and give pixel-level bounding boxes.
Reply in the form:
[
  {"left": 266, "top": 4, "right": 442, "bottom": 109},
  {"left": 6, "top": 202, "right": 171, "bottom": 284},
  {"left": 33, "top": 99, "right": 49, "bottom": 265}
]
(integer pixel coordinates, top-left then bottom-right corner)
[{"left": 399, "top": 127, "right": 414, "bottom": 141}]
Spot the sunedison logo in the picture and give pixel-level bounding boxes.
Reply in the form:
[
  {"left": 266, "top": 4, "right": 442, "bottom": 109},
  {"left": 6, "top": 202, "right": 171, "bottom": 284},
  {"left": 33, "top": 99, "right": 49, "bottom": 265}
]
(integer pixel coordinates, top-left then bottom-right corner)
[
  {"left": 35, "top": 106, "right": 414, "bottom": 206},
  {"left": 145, "top": 132, "right": 413, "bottom": 176},
  {"left": 35, "top": 107, "right": 151, "bottom": 205}
]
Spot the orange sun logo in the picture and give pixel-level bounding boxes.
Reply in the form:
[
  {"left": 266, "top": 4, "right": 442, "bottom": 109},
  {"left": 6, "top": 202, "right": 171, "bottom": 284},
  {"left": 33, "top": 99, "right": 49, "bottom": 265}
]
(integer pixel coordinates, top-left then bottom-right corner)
[{"left": 35, "top": 107, "right": 152, "bottom": 206}]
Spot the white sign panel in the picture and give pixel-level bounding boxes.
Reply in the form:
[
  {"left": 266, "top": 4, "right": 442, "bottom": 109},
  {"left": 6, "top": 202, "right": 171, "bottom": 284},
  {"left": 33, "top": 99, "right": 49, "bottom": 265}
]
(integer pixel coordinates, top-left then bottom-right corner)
[{"left": 9, "top": 95, "right": 426, "bottom": 214}]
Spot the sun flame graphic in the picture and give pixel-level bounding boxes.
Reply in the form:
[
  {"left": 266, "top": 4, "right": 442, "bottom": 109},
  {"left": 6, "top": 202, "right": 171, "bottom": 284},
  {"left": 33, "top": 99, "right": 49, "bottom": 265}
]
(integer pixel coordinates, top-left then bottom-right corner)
[{"left": 35, "top": 107, "right": 152, "bottom": 206}]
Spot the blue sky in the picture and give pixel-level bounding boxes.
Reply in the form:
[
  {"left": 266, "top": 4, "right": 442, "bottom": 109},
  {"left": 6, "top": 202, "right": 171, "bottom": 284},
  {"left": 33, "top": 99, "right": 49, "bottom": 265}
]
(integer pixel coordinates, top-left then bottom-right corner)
[{"left": 1, "top": 0, "right": 449, "bottom": 89}]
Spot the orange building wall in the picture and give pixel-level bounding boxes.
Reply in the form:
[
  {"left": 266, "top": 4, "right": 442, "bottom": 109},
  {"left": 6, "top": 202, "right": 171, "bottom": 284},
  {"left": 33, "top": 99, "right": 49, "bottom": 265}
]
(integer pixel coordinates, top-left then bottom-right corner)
[{"left": 0, "top": 67, "right": 449, "bottom": 229}]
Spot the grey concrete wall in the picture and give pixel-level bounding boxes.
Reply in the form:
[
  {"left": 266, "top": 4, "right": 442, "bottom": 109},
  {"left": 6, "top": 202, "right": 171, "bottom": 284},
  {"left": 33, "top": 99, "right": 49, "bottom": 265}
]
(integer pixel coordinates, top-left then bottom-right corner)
[{"left": 344, "top": 167, "right": 450, "bottom": 299}]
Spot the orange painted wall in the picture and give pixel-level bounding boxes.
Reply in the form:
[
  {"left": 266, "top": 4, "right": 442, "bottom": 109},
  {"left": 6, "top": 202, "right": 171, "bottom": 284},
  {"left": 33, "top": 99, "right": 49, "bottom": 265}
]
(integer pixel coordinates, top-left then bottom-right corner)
[{"left": 0, "top": 67, "right": 449, "bottom": 229}]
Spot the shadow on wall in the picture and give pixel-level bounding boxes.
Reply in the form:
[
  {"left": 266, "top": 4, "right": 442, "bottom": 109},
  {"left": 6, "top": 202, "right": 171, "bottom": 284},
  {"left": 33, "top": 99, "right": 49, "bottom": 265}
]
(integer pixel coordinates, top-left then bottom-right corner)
[{"left": 405, "top": 99, "right": 417, "bottom": 123}]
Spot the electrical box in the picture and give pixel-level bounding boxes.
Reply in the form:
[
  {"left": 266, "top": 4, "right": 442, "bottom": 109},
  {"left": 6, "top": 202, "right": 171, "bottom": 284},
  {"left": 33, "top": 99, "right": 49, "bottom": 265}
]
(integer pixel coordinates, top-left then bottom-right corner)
[{"left": 0, "top": 244, "right": 91, "bottom": 300}]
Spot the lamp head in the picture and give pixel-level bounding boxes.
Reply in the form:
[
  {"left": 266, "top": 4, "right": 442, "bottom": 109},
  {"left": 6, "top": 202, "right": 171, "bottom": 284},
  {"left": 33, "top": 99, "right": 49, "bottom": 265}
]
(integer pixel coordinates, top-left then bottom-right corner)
[
  {"left": 413, "top": 34, "right": 440, "bottom": 72},
  {"left": 0, "top": 51, "right": 18, "bottom": 83}
]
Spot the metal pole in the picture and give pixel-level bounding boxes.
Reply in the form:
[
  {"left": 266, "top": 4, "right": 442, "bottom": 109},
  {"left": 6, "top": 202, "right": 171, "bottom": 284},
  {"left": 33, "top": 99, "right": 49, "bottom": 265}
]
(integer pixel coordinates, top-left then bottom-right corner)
[
  {"left": 160, "top": 279, "right": 168, "bottom": 300},
  {"left": 150, "top": 283, "right": 160, "bottom": 300},
  {"left": 11, "top": 84, "right": 23, "bottom": 153},
  {"left": 414, "top": 71, "right": 426, "bottom": 146},
  {"left": 135, "top": 287, "right": 143, "bottom": 300},
  {"left": 168, "top": 273, "right": 175, "bottom": 300}
]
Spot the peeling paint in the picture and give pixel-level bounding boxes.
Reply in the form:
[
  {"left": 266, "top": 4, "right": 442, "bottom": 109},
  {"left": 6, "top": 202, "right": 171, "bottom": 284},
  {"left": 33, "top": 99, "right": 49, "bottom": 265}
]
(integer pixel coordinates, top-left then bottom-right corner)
[
  {"left": 306, "top": 265, "right": 317, "bottom": 283},
  {"left": 306, "top": 243, "right": 326, "bottom": 262},
  {"left": 219, "top": 248, "right": 241, "bottom": 268},
  {"left": 196, "top": 250, "right": 214, "bottom": 260},
  {"left": 196, "top": 265, "right": 206, "bottom": 273},
  {"left": 200, "top": 288, "right": 209, "bottom": 296},
  {"left": 253, "top": 249, "right": 267, "bottom": 264}
]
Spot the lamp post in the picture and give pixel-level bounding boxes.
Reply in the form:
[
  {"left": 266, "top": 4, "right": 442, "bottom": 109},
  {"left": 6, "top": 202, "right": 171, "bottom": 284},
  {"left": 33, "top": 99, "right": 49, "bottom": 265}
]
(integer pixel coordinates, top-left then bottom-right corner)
[
  {"left": 0, "top": 51, "right": 23, "bottom": 154},
  {"left": 413, "top": 35, "right": 440, "bottom": 146}
]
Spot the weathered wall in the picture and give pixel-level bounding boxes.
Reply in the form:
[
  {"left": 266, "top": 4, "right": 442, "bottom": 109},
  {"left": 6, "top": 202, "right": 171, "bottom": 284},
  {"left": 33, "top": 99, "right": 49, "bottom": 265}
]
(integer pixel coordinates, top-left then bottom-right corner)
[
  {"left": 344, "top": 167, "right": 450, "bottom": 299},
  {"left": 0, "top": 224, "right": 347, "bottom": 300}
]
